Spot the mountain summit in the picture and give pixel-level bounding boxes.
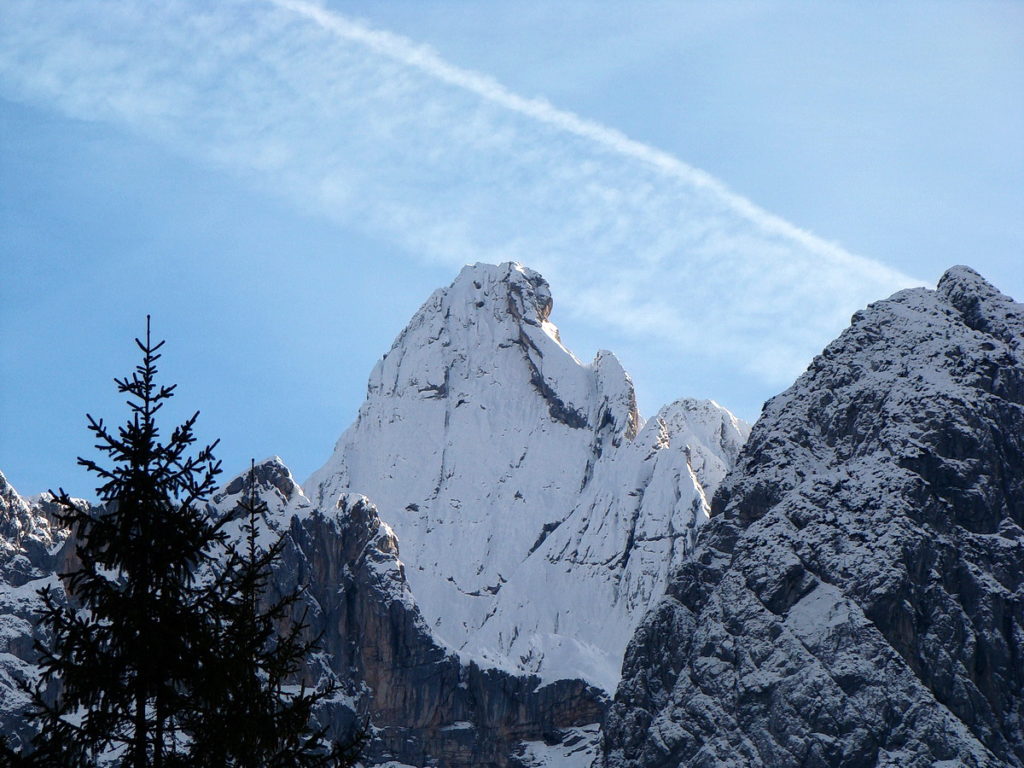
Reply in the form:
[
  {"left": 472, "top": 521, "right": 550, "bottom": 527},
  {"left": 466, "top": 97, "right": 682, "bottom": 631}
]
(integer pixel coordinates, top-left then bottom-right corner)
[
  {"left": 306, "top": 262, "right": 748, "bottom": 688},
  {"left": 603, "top": 266, "right": 1024, "bottom": 768}
]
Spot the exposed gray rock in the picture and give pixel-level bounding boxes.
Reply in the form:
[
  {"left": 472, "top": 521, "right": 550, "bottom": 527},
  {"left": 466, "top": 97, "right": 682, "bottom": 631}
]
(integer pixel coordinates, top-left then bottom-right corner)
[
  {"left": 267, "top": 491, "right": 607, "bottom": 767},
  {"left": 602, "top": 266, "right": 1024, "bottom": 768}
]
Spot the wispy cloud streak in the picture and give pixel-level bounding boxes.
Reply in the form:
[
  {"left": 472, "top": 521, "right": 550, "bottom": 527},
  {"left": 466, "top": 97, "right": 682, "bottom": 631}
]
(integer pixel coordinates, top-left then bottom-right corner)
[{"left": 0, "top": 0, "right": 919, "bottom": 382}]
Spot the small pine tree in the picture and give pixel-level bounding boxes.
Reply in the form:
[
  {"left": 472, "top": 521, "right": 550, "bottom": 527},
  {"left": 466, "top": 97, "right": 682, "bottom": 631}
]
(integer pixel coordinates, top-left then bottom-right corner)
[{"left": 186, "top": 461, "right": 363, "bottom": 767}]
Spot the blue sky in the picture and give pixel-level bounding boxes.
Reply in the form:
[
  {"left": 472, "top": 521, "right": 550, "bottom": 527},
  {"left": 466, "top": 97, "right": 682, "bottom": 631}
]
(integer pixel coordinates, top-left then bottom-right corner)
[{"left": 2, "top": 1, "right": 1022, "bottom": 499}]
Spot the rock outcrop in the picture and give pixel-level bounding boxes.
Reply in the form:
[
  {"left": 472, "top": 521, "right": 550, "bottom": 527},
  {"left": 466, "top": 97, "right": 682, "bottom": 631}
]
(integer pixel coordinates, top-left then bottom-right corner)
[
  {"left": 602, "top": 266, "right": 1024, "bottom": 768},
  {"left": 214, "top": 462, "right": 606, "bottom": 767}
]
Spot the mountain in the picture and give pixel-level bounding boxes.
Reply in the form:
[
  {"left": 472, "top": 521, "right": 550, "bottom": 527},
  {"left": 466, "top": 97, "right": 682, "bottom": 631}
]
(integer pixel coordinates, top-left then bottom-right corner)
[
  {"left": 306, "top": 262, "right": 748, "bottom": 690},
  {"left": 602, "top": 267, "right": 1024, "bottom": 768},
  {"left": 0, "top": 262, "right": 748, "bottom": 765},
  {"left": 212, "top": 459, "right": 604, "bottom": 767},
  {"left": 0, "top": 472, "right": 73, "bottom": 747},
  {"left": 4, "top": 262, "right": 1022, "bottom": 767}
]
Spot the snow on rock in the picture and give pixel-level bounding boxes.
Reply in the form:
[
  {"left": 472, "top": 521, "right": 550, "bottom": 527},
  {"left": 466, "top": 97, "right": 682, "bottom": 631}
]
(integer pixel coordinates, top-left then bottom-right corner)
[
  {"left": 462, "top": 397, "right": 748, "bottom": 691},
  {"left": 210, "top": 456, "right": 315, "bottom": 549},
  {"left": 253, "top": 481, "right": 606, "bottom": 767},
  {"left": 0, "top": 471, "right": 71, "bottom": 587},
  {"left": 305, "top": 262, "right": 748, "bottom": 689},
  {"left": 603, "top": 266, "right": 1024, "bottom": 768},
  {"left": 514, "top": 723, "right": 602, "bottom": 767},
  {"left": 0, "top": 472, "right": 75, "bottom": 750},
  {"left": 305, "top": 262, "right": 640, "bottom": 645},
  {"left": 212, "top": 456, "right": 313, "bottom": 517}
]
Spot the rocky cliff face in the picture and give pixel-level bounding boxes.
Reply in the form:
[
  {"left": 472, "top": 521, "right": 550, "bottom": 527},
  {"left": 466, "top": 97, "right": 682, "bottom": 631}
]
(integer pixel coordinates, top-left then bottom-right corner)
[
  {"left": 306, "top": 262, "right": 747, "bottom": 689},
  {"left": 602, "top": 266, "right": 1024, "bottom": 768},
  {"left": 212, "top": 460, "right": 606, "bottom": 767}
]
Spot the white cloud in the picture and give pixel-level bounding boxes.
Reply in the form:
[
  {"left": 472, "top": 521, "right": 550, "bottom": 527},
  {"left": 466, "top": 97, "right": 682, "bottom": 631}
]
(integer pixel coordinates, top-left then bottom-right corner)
[{"left": 0, "top": 0, "right": 920, "bottom": 383}]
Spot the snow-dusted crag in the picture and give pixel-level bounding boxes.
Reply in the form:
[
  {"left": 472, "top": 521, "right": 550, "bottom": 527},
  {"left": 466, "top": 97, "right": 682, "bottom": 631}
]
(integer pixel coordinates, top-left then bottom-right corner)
[
  {"left": 212, "top": 459, "right": 606, "bottom": 768},
  {"left": 306, "top": 262, "right": 748, "bottom": 689},
  {"left": 603, "top": 267, "right": 1024, "bottom": 768},
  {"left": 0, "top": 472, "right": 74, "bottom": 748}
]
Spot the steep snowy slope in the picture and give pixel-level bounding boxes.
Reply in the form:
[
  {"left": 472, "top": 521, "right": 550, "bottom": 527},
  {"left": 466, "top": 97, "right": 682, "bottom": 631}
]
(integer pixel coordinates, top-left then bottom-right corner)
[
  {"left": 462, "top": 397, "right": 748, "bottom": 691},
  {"left": 306, "top": 262, "right": 748, "bottom": 688},
  {"left": 306, "top": 263, "right": 640, "bottom": 645},
  {"left": 603, "top": 266, "right": 1024, "bottom": 768}
]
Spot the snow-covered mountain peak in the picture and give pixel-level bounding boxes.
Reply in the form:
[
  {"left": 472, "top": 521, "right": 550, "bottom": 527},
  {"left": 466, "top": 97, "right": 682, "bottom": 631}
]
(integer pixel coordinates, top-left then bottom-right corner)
[
  {"left": 304, "top": 263, "right": 647, "bottom": 653},
  {"left": 212, "top": 457, "right": 311, "bottom": 518},
  {"left": 446, "top": 261, "right": 556, "bottom": 328},
  {"left": 605, "top": 267, "right": 1024, "bottom": 766},
  {"left": 0, "top": 472, "right": 36, "bottom": 546},
  {"left": 304, "top": 262, "right": 748, "bottom": 688},
  {"left": 0, "top": 471, "right": 69, "bottom": 584},
  {"left": 210, "top": 457, "right": 314, "bottom": 552},
  {"left": 642, "top": 398, "right": 750, "bottom": 494},
  {"left": 352, "top": 261, "right": 638, "bottom": 441}
]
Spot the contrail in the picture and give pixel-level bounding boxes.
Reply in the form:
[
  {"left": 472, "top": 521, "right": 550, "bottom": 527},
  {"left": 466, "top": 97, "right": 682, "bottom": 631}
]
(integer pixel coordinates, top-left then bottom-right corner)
[
  {"left": 0, "top": 0, "right": 920, "bottom": 383},
  {"left": 274, "top": 0, "right": 893, "bottom": 276}
]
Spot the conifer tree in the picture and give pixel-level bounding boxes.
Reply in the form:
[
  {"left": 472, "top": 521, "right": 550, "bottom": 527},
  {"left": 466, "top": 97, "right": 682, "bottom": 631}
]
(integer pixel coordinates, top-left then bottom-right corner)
[
  {"left": 185, "top": 461, "right": 363, "bottom": 767},
  {"left": 17, "top": 320, "right": 362, "bottom": 766},
  {"left": 26, "top": 318, "right": 226, "bottom": 767}
]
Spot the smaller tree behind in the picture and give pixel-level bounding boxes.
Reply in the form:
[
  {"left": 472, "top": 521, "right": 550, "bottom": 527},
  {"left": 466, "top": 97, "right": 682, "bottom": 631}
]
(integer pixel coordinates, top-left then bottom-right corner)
[{"left": 187, "top": 460, "right": 363, "bottom": 767}]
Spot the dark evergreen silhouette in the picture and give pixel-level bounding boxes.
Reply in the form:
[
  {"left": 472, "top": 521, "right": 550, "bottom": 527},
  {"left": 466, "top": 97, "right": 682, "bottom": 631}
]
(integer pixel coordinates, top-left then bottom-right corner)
[
  {"left": 14, "top": 320, "right": 361, "bottom": 767},
  {"left": 186, "top": 461, "right": 364, "bottom": 767},
  {"left": 26, "top": 318, "right": 224, "bottom": 767}
]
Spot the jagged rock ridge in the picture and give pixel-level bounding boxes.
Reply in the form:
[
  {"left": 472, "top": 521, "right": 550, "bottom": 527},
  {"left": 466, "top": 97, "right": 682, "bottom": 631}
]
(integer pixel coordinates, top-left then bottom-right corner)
[
  {"left": 0, "top": 472, "right": 73, "bottom": 748},
  {"left": 0, "top": 458, "right": 607, "bottom": 766},
  {"left": 602, "top": 266, "right": 1024, "bottom": 768},
  {"left": 210, "top": 461, "right": 607, "bottom": 767}
]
